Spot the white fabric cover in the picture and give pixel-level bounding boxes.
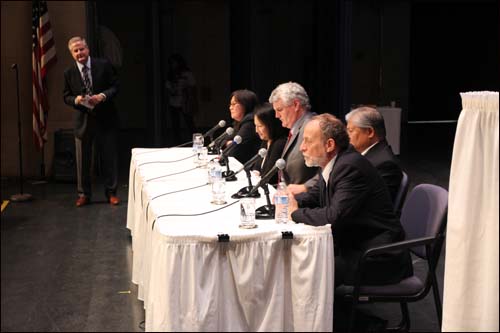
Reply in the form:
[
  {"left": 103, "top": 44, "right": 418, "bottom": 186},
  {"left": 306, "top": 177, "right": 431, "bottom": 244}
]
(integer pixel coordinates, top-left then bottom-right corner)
[
  {"left": 442, "top": 91, "right": 499, "bottom": 332},
  {"left": 127, "top": 148, "right": 334, "bottom": 332}
]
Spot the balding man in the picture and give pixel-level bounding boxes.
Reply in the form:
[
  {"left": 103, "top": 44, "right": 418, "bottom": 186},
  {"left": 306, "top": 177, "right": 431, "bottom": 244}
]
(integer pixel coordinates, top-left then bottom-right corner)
[{"left": 288, "top": 113, "right": 412, "bottom": 286}]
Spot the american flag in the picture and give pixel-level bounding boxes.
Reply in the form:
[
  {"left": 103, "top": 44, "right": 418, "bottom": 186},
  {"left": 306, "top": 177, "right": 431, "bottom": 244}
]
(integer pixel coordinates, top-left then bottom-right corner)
[{"left": 32, "top": 0, "right": 56, "bottom": 150}]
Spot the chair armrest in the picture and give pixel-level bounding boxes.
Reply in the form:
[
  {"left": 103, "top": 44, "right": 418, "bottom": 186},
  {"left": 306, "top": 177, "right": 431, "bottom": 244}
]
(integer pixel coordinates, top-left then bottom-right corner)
[
  {"left": 348, "top": 236, "right": 437, "bottom": 289},
  {"left": 362, "top": 235, "right": 436, "bottom": 259}
]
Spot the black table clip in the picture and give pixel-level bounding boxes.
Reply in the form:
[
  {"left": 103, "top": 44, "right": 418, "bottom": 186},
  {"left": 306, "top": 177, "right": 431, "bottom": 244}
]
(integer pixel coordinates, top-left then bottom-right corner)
[
  {"left": 218, "top": 234, "right": 230, "bottom": 242},
  {"left": 282, "top": 231, "right": 294, "bottom": 240}
]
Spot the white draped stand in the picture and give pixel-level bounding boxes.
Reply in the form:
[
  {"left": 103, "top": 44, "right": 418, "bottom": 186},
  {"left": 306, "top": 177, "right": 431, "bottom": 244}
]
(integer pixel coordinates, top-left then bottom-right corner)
[
  {"left": 127, "top": 148, "right": 334, "bottom": 332},
  {"left": 442, "top": 91, "right": 499, "bottom": 332}
]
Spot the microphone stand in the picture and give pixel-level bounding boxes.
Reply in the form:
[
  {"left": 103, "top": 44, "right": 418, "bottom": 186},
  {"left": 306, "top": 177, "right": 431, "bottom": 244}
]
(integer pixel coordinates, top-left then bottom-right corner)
[
  {"left": 221, "top": 155, "right": 237, "bottom": 181},
  {"left": 231, "top": 169, "right": 260, "bottom": 198},
  {"left": 208, "top": 141, "right": 219, "bottom": 155},
  {"left": 10, "top": 64, "right": 32, "bottom": 202},
  {"left": 255, "top": 184, "right": 274, "bottom": 219},
  {"left": 218, "top": 145, "right": 230, "bottom": 166}
]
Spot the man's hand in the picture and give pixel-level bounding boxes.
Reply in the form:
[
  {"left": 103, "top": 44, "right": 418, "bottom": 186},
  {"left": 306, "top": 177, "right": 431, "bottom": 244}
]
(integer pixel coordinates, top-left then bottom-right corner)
[
  {"left": 88, "top": 93, "right": 105, "bottom": 106},
  {"left": 75, "top": 95, "right": 85, "bottom": 105},
  {"left": 287, "top": 184, "right": 307, "bottom": 196}
]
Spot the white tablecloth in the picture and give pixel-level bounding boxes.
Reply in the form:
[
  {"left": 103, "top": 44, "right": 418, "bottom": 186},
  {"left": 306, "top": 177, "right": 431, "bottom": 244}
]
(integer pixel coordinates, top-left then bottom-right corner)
[
  {"left": 377, "top": 106, "right": 401, "bottom": 155},
  {"left": 442, "top": 92, "right": 499, "bottom": 332},
  {"left": 127, "top": 148, "right": 334, "bottom": 332}
]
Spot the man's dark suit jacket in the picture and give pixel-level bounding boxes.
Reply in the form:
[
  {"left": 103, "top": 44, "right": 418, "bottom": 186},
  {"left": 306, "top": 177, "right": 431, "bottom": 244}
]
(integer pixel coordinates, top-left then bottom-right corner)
[
  {"left": 253, "top": 136, "right": 287, "bottom": 186},
  {"left": 229, "top": 112, "right": 262, "bottom": 164},
  {"left": 63, "top": 58, "right": 119, "bottom": 138},
  {"left": 292, "top": 145, "right": 413, "bottom": 285},
  {"left": 364, "top": 139, "right": 403, "bottom": 204}
]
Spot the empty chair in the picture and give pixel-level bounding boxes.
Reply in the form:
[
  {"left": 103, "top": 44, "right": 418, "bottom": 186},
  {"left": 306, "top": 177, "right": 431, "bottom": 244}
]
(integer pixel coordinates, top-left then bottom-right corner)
[{"left": 335, "top": 184, "right": 448, "bottom": 332}]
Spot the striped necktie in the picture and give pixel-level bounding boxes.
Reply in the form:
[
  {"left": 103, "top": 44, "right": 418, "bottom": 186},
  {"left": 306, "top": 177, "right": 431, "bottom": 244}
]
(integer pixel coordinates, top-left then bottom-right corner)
[{"left": 82, "top": 65, "right": 92, "bottom": 94}]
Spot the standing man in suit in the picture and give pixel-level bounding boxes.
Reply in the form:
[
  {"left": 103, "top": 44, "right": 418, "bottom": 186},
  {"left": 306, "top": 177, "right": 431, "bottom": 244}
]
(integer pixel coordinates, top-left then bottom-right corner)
[
  {"left": 63, "top": 36, "right": 120, "bottom": 207},
  {"left": 268, "top": 82, "right": 318, "bottom": 185},
  {"left": 345, "top": 106, "right": 403, "bottom": 204},
  {"left": 288, "top": 113, "right": 412, "bottom": 286}
]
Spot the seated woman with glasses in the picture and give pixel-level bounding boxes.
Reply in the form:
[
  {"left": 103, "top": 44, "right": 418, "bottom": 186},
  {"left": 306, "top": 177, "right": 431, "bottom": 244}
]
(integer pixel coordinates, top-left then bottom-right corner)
[{"left": 225, "top": 89, "right": 262, "bottom": 163}]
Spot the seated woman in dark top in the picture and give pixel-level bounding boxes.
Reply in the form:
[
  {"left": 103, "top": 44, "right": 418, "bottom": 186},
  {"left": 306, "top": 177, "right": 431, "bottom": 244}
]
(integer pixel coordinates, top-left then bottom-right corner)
[
  {"left": 251, "top": 103, "right": 289, "bottom": 186},
  {"left": 226, "top": 89, "right": 262, "bottom": 163}
]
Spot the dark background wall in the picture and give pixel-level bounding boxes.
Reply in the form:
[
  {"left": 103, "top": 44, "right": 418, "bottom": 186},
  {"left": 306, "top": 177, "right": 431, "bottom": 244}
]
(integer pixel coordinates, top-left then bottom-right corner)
[{"left": 1, "top": 0, "right": 498, "bottom": 177}]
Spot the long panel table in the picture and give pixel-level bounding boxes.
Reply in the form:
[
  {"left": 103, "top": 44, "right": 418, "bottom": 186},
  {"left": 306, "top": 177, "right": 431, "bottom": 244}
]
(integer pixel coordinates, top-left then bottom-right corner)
[{"left": 127, "top": 148, "right": 334, "bottom": 332}]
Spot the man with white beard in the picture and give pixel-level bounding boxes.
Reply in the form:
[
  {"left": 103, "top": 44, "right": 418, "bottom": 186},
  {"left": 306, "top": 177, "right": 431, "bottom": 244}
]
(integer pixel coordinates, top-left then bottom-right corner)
[{"left": 288, "top": 113, "right": 413, "bottom": 287}]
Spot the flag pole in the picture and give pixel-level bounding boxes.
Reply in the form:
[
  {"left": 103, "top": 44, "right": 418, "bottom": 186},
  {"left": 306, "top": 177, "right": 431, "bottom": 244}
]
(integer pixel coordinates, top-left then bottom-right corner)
[{"left": 10, "top": 64, "right": 33, "bottom": 202}]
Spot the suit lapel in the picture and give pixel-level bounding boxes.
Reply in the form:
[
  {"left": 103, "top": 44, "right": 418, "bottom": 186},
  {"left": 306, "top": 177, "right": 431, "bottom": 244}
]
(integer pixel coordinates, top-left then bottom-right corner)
[
  {"left": 90, "top": 59, "right": 97, "bottom": 91},
  {"left": 282, "top": 131, "right": 297, "bottom": 157},
  {"left": 319, "top": 174, "right": 327, "bottom": 207},
  {"left": 281, "top": 112, "right": 309, "bottom": 158},
  {"left": 72, "top": 63, "right": 86, "bottom": 93}
]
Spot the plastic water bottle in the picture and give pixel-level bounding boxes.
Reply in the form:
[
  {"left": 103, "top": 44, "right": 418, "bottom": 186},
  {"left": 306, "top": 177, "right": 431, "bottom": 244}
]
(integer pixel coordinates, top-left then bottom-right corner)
[
  {"left": 274, "top": 182, "right": 289, "bottom": 224},
  {"left": 211, "top": 161, "right": 226, "bottom": 204},
  {"left": 208, "top": 158, "right": 222, "bottom": 184}
]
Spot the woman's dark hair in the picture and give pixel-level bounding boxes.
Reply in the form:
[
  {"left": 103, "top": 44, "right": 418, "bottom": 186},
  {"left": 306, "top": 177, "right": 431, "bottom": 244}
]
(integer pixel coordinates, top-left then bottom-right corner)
[
  {"left": 254, "top": 102, "right": 289, "bottom": 141},
  {"left": 230, "top": 89, "right": 259, "bottom": 116}
]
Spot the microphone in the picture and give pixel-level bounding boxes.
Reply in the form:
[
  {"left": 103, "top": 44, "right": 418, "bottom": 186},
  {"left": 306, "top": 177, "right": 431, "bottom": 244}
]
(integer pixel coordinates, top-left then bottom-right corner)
[
  {"left": 209, "top": 127, "right": 234, "bottom": 149},
  {"left": 11, "top": 63, "right": 18, "bottom": 69},
  {"left": 220, "top": 135, "right": 242, "bottom": 179},
  {"left": 234, "top": 148, "right": 267, "bottom": 176},
  {"left": 221, "top": 135, "right": 242, "bottom": 158},
  {"left": 203, "top": 120, "right": 226, "bottom": 139},
  {"left": 248, "top": 159, "right": 286, "bottom": 196},
  {"left": 231, "top": 148, "right": 267, "bottom": 199}
]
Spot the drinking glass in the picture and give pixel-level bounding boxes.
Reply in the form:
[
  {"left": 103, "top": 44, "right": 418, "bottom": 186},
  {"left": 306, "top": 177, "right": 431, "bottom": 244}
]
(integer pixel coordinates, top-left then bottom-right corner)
[
  {"left": 198, "top": 147, "right": 208, "bottom": 167},
  {"left": 192, "top": 133, "right": 204, "bottom": 153},
  {"left": 239, "top": 197, "right": 257, "bottom": 229},
  {"left": 211, "top": 178, "right": 226, "bottom": 205}
]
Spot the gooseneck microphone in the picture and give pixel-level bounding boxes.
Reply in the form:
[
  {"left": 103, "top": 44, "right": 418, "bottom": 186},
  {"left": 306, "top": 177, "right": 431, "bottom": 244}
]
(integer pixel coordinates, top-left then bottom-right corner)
[
  {"left": 248, "top": 159, "right": 286, "bottom": 196},
  {"left": 203, "top": 120, "right": 226, "bottom": 138},
  {"left": 208, "top": 127, "right": 234, "bottom": 154},
  {"left": 231, "top": 148, "right": 267, "bottom": 198},
  {"left": 220, "top": 135, "right": 242, "bottom": 181},
  {"left": 221, "top": 135, "right": 242, "bottom": 158},
  {"left": 234, "top": 148, "right": 267, "bottom": 176}
]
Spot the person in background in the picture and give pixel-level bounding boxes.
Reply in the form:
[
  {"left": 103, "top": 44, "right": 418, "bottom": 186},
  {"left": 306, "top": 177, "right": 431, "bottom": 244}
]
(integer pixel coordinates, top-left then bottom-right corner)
[
  {"left": 268, "top": 82, "right": 318, "bottom": 186},
  {"left": 63, "top": 36, "right": 120, "bottom": 207},
  {"left": 345, "top": 106, "right": 403, "bottom": 204},
  {"left": 251, "top": 103, "right": 289, "bottom": 186},
  {"left": 226, "top": 89, "right": 262, "bottom": 163},
  {"left": 288, "top": 113, "right": 413, "bottom": 286},
  {"left": 165, "top": 53, "right": 198, "bottom": 145}
]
